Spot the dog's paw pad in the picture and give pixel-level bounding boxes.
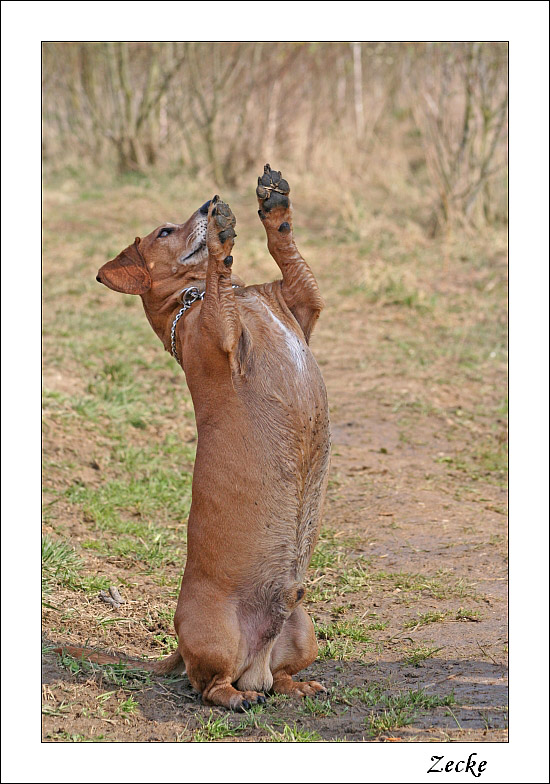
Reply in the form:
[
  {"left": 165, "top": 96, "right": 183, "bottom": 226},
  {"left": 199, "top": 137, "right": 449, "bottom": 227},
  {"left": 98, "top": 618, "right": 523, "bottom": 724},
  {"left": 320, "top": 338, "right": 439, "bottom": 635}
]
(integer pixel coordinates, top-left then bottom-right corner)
[
  {"left": 256, "top": 164, "right": 290, "bottom": 214},
  {"left": 208, "top": 199, "right": 236, "bottom": 246}
]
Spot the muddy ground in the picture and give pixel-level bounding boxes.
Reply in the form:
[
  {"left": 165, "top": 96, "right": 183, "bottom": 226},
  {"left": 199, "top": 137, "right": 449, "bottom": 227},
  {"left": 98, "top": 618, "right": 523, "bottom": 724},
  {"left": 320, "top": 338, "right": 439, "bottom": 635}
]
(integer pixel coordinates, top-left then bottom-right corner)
[{"left": 42, "top": 170, "right": 507, "bottom": 742}]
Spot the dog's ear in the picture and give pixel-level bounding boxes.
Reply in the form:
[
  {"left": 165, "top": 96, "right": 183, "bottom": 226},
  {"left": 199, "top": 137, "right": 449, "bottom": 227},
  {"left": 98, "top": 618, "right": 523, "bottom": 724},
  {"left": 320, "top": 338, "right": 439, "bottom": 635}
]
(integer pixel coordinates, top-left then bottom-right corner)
[{"left": 96, "top": 238, "right": 151, "bottom": 295}]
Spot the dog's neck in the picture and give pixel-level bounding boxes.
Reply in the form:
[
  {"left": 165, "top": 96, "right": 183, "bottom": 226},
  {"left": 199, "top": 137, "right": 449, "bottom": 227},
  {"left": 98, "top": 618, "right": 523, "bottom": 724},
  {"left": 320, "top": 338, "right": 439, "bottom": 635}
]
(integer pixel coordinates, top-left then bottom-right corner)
[{"left": 140, "top": 274, "right": 245, "bottom": 358}]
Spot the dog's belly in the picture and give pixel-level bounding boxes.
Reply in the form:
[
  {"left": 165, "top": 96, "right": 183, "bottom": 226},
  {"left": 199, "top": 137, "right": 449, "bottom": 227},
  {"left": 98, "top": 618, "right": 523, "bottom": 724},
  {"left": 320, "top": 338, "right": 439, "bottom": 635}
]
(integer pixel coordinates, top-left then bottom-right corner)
[
  {"left": 246, "top": 328, "right": 330, "bottom": 563},
  {"left": 184, "top": 300, "right": 330, "bottom": 671}
]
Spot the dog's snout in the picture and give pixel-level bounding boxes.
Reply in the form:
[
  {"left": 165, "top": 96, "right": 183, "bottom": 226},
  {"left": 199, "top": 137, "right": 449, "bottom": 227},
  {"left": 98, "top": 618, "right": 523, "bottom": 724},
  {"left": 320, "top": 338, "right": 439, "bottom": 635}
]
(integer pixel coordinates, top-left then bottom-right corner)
[{"left": 199, "top": 200, "right": 211, "bottom": 215}]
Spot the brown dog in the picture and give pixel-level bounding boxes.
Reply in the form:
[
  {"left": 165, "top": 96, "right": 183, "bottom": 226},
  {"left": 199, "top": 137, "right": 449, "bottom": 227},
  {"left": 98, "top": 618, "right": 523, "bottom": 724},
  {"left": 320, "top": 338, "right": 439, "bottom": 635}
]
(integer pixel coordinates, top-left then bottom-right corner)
[{"left": 59, "top": 165, "right": 330, "bottom": 711}]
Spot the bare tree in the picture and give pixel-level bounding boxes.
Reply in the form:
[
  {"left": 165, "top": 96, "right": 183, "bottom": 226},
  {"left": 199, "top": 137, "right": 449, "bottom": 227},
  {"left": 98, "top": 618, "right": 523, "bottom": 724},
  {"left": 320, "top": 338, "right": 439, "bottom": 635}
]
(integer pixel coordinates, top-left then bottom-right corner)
[
  {"left": 409, "top": 42, "right": 508, "bottom": 234},
  {"left": 77, "top": 42, "right": 187, "bottom": 172},
  {"left": 42, "top": 42, "right": 508, "bottom": 233},
  {"left": 351, "top": 42, "right": 365, "bottom": 141}
]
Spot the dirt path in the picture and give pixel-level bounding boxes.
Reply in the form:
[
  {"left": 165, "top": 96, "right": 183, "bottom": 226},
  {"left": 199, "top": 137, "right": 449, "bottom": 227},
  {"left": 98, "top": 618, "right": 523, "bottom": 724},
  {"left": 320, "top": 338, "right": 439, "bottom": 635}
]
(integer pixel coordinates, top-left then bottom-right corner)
[{"left": 312, "top": 313, "right": 508, "bottom": 741}]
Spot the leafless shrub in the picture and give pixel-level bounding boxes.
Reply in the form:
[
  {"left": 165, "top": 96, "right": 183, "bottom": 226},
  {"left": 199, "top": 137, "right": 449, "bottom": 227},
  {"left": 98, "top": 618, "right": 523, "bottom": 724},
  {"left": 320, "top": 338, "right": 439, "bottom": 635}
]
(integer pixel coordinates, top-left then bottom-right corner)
[
  {"left": 408, "top": 42, "right": 508, "bottom": 234},
  {"left": 42, "top": 42, "right": 508, "bottom": 233}
]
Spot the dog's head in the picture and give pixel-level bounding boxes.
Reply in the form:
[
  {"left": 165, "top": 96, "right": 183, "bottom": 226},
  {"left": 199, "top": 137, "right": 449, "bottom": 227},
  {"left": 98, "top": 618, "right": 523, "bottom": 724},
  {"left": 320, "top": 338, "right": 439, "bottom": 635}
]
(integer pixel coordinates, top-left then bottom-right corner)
[{"left": 96, "top": 200, "right": 212, "bottom": 297}]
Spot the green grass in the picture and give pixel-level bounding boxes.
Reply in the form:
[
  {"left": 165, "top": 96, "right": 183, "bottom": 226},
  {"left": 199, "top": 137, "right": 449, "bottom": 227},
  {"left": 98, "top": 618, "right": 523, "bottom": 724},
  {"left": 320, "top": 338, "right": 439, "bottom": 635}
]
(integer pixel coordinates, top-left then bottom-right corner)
[
  {"left": 193, "top": 712, "right": 246, "bottom": 742},
  {"left": 317, "top": 638, "right": 366, "bottom": 661},
  {"left": 403, "top": 611, "right": 450, "bottom": 629},
  {"left": 42, "top": 535, "right": 83, "bottom": 593},
  {"left": 364, "top": 706, "right": 416, "bottom": 735},
  {"left": 76, "top": 575, "right": 113, "bottom": 593},
  {"left": 307, "top": 530, "right": 374, "bottom": 602},
  {"left": 316, "top": 619, "right": 373, "bottom": 643},
  {"left": 192, "top": 711, "right": 323, "bottom": 743},
  {"left": 314, "top": 615, "right": 380, "bottom": 660},
  {"left": 41, "top": 172, "right": 507, "bottom": 742},
  {"left": 43, "top": 304, "right": 192, "bottom": 437},
  {"left": 363, "top": 689, "right": 456, "bottom": 737},
  {"left": 117, "top": 695, "right": 140, "bottom": 718},
  {"left": 153, "top": 632, "right": 178, "bottom": 653},
  {"left": 42, "top": 701, "right": 70, "bottom": 717},
  {"left": 309, "top": 528, "right": 360, "bottom": 571},
  {"left": 263, "top": 723, "right": 322, "bottom": 742},
  {"left": 455, "top": 607, "right": 482, "bottom": 622},
  {"left": 403, "top": 645, "right": 444, "bottom": 667},
  {"left": 435, "top": 437, "right": 507, "bottom": 485},
  {"left": 337, "top": 564, "right": 373, "bottom": 594},
  {"left": 55, "top": 650, "right": 153, "bottom": 690},
  {"left": 370, "top": 570, "right": 479, "bottom": 601},
  {"left": 334, "top": 683, "right": 386, "bottom": 706},
  {"left": 45, "top": 731, "right": 107, "bottom": 742},
  {"left": 340, "top": 275, "right": 436, "bottom": 312},
  {"left": 404, "top": 608, "right": 482, "bottom": 628},
  {"left": 66, "top": 452, "right": 193, "bottom": 527},
  {"left": 308, "top": 558, "right": 480, "bottom": 605},
  {"left": 62, "top": 442, "right": 192, "bottom": 568},
  {"left": 298, "top": 696, "right": 337, "bottom": 718},
  {"left": 332, "top": 683, "right": 456, "bottom": 738},
  {"left": 42, "top": 535, "right": 111, "bottom": 595}
]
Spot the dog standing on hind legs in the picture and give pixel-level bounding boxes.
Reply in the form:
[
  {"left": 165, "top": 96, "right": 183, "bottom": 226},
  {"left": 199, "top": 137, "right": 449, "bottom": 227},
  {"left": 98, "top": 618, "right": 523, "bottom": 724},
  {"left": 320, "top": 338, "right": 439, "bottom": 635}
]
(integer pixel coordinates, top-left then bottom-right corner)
[{"left": 57, "top": 165, "right": 331, "bottom": 711}]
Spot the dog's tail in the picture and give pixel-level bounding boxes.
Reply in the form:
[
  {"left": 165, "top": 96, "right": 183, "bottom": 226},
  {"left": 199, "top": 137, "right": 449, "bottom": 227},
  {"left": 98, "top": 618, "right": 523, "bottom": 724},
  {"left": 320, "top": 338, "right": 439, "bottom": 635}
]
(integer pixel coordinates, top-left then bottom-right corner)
[{"left": 53, "top": 646, "right": 184, "bottom": 676}]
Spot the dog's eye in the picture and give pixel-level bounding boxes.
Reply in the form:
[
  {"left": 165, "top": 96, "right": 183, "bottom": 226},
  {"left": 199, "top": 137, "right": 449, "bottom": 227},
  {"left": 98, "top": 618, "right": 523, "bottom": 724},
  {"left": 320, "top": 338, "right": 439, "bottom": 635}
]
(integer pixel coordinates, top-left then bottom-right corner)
[{"left": 158, "top": 227, "right": 173, "bottom": 238}]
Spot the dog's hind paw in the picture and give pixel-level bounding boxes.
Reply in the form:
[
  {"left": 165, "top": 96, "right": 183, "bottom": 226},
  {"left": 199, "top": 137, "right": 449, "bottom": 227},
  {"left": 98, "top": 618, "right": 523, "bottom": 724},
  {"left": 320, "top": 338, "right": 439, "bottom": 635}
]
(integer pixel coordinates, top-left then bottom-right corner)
[
  {"left": 234, "top": 691, "right": 267, "bottom": 711},
  {"left": 271, "top": 672, "right": 326, "bottom": 698},
  {"left": 204, "top": 683, "right": 266, "bottom": 711}
]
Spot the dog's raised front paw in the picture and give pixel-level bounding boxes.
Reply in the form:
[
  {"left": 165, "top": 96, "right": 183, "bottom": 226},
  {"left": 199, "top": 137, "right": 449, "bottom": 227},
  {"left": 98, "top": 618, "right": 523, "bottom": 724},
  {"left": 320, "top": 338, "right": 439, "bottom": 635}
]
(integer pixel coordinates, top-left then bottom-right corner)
[
  {"left": 256, "top": 164, "right": 291, "bottom": 218},
  {"left": 207, "top": 196, "right": 236, "bottom": 259}
]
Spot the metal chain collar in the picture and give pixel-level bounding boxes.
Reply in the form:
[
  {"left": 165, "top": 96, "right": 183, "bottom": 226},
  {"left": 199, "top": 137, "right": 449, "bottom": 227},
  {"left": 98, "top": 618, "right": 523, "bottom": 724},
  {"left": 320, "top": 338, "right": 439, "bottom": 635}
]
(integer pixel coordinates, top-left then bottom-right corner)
[{"left": 170, "top": 285, "right": 239, "bottom": 366}]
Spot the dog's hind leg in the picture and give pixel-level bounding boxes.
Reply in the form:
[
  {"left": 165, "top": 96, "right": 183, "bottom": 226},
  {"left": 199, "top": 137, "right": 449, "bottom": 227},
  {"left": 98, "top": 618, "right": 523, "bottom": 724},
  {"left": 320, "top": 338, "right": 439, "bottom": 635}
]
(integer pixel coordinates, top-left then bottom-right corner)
[
  {"left": 175, "top": 595, "right": 266, "bottom": 711},
  {"left": 257, "top": 164, "right": 324, "bottom": 343},
  {"left": 269, "top": 604, "right": 326, "bottom": 697}
]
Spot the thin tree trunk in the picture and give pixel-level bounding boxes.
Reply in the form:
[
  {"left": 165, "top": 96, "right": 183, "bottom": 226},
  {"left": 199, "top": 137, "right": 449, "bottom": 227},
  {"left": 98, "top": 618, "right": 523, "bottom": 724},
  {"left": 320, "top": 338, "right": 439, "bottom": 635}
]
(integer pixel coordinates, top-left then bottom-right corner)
[
  {"left": 351, "top": 42, "right": 365, "bottom": 141},
  {"left": 264, "top": 78, "right": 281, "bottom": 162}
]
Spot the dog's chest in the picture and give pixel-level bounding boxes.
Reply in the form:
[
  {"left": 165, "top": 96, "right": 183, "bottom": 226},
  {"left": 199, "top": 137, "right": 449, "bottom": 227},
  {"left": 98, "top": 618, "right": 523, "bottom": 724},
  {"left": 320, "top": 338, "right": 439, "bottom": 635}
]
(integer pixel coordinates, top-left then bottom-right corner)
[
  {"left": 258, "top": 300, "right": 307, "bottom": 374},
  {"left": 237, "top": 300, "right": 329, "bottom": 455}
]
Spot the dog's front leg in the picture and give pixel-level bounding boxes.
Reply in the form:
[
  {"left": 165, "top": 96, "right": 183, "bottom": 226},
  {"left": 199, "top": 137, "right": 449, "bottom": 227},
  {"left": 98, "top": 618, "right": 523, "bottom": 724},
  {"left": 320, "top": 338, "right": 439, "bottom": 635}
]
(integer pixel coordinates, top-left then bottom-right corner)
[
  {"left": 199, "top": 196, "right": 242, "bottom": 359},
  {"left": 257, "top": 164, "right": 324, "bottom": 343}
]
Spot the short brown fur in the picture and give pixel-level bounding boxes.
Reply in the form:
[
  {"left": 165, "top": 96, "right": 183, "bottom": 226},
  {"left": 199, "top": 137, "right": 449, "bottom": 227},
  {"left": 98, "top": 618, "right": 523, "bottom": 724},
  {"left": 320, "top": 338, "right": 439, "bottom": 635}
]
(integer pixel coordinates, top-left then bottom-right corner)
[{"left": 59, "top": 166, "right": 330, "bottom": 710}]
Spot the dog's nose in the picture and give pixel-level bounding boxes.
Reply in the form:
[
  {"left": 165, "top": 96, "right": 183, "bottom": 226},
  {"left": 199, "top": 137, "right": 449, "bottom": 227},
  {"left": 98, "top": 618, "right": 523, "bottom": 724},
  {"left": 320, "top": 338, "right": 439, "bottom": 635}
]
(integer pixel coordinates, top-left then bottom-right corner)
[{"left": 199, "top": 200, "right": 211, "bottom": 215}]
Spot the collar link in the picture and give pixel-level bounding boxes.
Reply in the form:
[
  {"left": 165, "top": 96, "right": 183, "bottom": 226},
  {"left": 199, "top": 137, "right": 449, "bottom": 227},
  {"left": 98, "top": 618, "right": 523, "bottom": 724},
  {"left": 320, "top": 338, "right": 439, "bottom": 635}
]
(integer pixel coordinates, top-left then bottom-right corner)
[{"left": 170, "top": 285, "right": 240, "bottom": 366}]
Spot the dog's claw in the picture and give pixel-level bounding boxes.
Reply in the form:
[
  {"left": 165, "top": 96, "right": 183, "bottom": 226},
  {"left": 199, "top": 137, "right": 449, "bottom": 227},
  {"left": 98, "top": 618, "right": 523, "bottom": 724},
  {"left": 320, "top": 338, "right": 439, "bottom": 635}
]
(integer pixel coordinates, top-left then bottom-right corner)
[
  {"left": 241, "top": 699, "right": 250, "bottom": 710},
  {"left": 216, "top": 202, "right": 231, "bottom": 217}
]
